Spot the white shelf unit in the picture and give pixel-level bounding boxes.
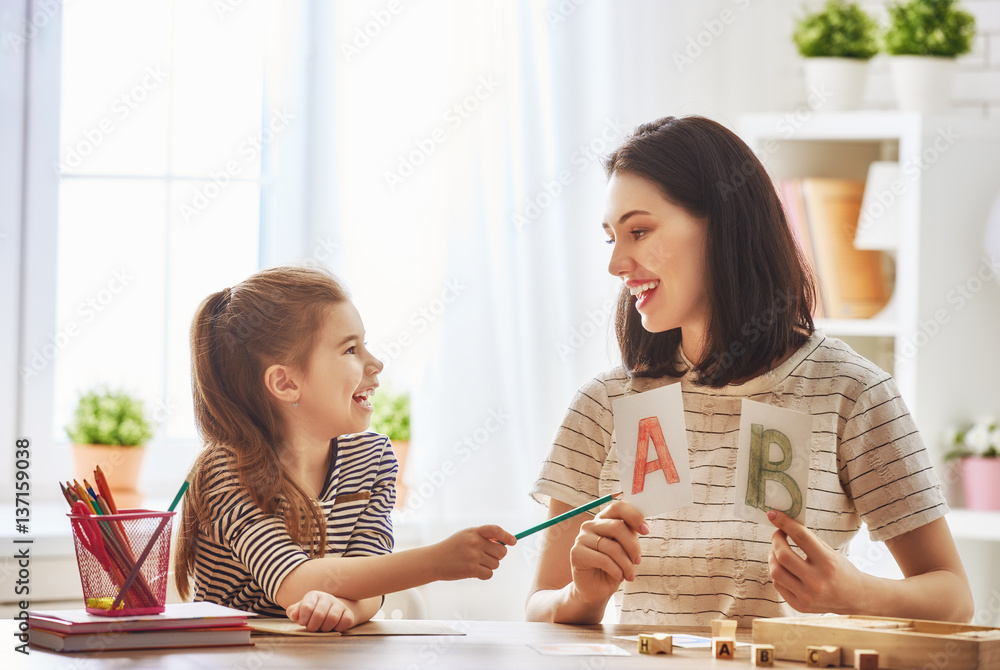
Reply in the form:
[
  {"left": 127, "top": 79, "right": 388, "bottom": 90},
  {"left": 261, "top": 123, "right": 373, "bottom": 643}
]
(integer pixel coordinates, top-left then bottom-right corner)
[
  {"left": 738, "top": 112, "right": 1000, "bottom": 464},
  {"left": 739, "top": 112, "right": 1000, "bottom": 625}
]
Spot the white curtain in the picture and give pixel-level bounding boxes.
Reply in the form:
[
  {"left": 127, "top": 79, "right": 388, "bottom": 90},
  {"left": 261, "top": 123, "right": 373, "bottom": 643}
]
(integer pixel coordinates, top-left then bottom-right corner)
[{"left": 318, "top": 0, "right": 794, "bottom": 620}]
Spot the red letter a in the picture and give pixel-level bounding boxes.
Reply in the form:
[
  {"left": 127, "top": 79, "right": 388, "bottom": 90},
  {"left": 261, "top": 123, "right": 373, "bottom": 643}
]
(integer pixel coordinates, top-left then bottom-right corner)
[{"left": 632, "top": 417, "right": 679, "bottom": 494}]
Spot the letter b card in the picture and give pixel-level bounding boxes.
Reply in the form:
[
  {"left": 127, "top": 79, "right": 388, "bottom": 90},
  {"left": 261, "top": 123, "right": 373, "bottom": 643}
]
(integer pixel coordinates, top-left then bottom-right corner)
[
  {"left": 734, "top": 399, "right": 813, "bottom": 524},
  {"left": 612, "top": 383, "right": 692, "bottom": 516}
]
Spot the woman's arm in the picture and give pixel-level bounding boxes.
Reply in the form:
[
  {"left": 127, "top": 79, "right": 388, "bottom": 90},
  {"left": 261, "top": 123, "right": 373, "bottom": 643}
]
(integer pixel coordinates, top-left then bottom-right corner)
[
  {"left": 526, "top": 499, "right": 647, "bottom": 624},
  {"left": 768, "top": 512, "right": 974, "bottom": 622},
  {"left": 274, "top": 525, "right": 515, "bottom": 608}
]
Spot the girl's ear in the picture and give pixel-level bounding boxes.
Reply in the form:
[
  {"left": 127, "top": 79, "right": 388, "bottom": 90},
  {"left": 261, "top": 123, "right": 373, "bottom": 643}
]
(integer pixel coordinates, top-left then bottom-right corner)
[{"left": 264, "top": 364, "right": 301, "bottom": 404}]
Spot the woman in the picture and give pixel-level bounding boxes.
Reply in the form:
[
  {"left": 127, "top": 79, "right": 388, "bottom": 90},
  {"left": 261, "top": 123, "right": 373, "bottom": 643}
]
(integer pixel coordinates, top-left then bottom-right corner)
[{"left": 526, "top": 116, "right": 973, "bottom": 626}]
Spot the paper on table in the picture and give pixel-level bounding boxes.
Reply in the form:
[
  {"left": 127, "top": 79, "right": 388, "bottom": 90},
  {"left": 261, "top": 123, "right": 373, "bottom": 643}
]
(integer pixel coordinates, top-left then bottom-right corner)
[
  {"left": 250, "top": 618, "right": 465, "bottom": 637},
  {"left": 734, "top": 398, "right": 814, "bottom": 524},
  {"left": 530, "top": 643, "right": 631, "bottom": 656},
  {"left": 612, "top": 383, "right": 692, "bottom": 516}
]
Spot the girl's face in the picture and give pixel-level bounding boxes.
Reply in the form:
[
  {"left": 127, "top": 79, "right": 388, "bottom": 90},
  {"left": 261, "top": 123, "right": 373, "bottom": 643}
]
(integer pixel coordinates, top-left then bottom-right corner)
[
  {"left": 604, "top": 171, "right": 710, "bottom": 335},
  {"left": 296, "top": 301, "right": 383, "bottom": 438}
]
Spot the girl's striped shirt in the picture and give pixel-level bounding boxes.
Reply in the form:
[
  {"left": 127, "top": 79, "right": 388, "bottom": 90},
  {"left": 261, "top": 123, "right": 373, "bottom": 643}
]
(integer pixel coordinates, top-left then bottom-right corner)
[
  {"left": 531, "top": 332, "right": 947, "bottom": 626},
  {"left": 193, "top": 432, "right": 397, "bottom": 616}
]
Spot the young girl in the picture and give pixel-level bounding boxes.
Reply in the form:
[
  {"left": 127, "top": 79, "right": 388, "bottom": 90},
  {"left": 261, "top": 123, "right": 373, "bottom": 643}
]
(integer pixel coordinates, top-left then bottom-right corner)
[
  {"left": 526, "top": 116, "right": 974, "bottom": 627},
  {"left": 175, "top": 266, "right": 515, "bottom": 632}
]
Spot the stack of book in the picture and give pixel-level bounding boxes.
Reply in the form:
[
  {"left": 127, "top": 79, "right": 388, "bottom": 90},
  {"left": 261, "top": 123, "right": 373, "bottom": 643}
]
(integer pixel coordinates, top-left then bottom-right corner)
[
  {"left": 28, "top": 602, "right": 253, "bottom": 652},
  {"left": 780, "top": 177, "right": 892, "bottom": 320}
]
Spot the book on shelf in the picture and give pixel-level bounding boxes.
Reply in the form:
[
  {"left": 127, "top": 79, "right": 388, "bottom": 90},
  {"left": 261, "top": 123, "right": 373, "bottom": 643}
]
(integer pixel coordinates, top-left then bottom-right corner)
[
  {"left": 28, "top": 601, "right": 254, "bottom": 652},
  {"left": 779, "top": 177, "right": 891, "bottom": 320},
  {"left": 779, "top": 179, "right": 826, "bottom": 318}
]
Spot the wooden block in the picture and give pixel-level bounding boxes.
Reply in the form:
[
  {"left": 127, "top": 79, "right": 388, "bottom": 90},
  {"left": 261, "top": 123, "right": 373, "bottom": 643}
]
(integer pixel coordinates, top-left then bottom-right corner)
[
  {"left": 637, "top": 633, "right": 672, "bottom": 655},
  {"left": 854, "top": 648, "right": 879, "bottom": 670},
  {"left": 806, "top": 645, "right": 841, "bottom": 667},
  {"left": 712, "top": 618, "right": 738, "bottom": 639},
  {"left": 713, "top": 637, "right": 736, "bottom": 660},
  {"left": 753, "top": 644, "right": 775, "bottom": 667}
]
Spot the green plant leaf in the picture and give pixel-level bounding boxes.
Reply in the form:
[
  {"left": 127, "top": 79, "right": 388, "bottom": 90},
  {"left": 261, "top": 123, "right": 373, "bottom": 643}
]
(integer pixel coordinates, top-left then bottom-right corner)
[
  {"left": 793, "top": 0, "right": 880, "bottom": 59},
  {"left": 65, "top": 386, "right": 154, "bottom": 446},
  {"left": 369, "top": 391, "right": 411, "bottom": 442},
  {"left": 884, "top": 0, "right": 976, "bottom": 57}
]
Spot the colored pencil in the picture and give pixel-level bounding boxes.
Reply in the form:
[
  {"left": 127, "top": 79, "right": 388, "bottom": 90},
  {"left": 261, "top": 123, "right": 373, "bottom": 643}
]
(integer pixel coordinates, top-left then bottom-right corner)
[
  {"left": 74, "top": 481, "right": 97, "bottom": 514},
  {"left": 513, "top": 493, "right": 620, "bottom": 541},
  {"left": 84, "top": 479, "right": 99, "bottom": 504},
  {"left": 168, "top": 466, "right": 197, "bottom": 512},
  {"left": 94, "top": 466, "right": 119, "bottom": 513}
]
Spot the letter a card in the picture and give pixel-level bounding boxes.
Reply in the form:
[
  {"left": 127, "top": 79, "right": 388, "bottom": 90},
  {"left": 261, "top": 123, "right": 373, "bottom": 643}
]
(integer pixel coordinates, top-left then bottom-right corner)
[
  {"left": 612, "top": 383, "right": 692, "bottom": 516},
  {"left": 734, "top": 399, "right": 813, "bottom": 524}
]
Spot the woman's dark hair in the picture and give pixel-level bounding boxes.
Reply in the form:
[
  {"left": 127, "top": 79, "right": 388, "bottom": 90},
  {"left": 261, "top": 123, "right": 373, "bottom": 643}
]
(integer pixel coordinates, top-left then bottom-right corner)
[{"left": 604, "top": 116, "right": 816, "bottom": 387}]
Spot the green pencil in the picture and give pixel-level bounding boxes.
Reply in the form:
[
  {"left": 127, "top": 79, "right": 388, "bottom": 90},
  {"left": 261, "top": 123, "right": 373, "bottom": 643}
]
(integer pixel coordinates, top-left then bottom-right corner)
[
  {"left": 514, "top": 493, "right": 618, "bottom": 541},
  {"left": 168, "top": 463, "right": 198, "bottom": 512}
]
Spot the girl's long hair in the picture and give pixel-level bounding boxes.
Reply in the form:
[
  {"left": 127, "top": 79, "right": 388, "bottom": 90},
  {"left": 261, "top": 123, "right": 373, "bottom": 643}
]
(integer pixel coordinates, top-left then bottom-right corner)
[
  {"left": 174, "top": 265, "right": 349, "bottom": 600},
  {"left": 605, "top": 116, "right": 816, "bottom": 387}
]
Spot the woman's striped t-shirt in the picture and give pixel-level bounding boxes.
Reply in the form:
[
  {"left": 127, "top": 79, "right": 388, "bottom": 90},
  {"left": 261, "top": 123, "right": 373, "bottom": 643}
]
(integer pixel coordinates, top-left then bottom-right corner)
[
  {"left": 193, "top": 432, "right": 397, "bottom": 616},
  {"left": 530, "top": 332, "right": 948, "bottom": 626}
]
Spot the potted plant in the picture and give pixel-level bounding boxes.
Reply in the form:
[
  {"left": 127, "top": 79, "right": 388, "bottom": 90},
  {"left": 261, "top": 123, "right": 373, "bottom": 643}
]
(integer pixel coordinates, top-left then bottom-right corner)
[
  {"left": 370, "top": 391, "right": 411, "bottom": 508},
  {"left": 66, "top": 386, "right": 154, "bottom": 507},
  {"left": 943, "top": 417, "right": 1000, "bottom": 510},
  {"left": 793, "top": 0, "right": 880, "bottom": 111},
  {"left": 884, "top": 0, "right": 976, "bottom": 112}
]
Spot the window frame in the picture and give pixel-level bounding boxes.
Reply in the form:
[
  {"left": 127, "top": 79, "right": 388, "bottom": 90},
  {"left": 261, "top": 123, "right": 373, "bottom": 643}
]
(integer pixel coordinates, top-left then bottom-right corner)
[{"left": 4, "top": 1, "right": 317, "bottom": 503}]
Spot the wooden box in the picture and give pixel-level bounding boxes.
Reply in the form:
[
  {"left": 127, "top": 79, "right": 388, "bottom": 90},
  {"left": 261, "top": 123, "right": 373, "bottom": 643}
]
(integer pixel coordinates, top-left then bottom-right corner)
[{"left": 752, "top": 615, "right": 1000, "bottom": 670}]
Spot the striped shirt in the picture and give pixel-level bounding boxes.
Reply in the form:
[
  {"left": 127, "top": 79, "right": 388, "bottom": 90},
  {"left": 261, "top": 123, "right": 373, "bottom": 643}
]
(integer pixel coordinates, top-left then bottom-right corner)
[
  {"left": 530, "top": 332, "right": 947, "bottom": 626},
  {"left": 193, "top": 432, "right": 397, "bottom": 616}
]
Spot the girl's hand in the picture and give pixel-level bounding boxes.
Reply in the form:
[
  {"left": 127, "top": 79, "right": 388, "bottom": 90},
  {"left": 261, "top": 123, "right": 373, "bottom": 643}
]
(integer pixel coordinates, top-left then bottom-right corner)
[
  {"left": 569, "top": 501, "right": 649, "bottom": 605},
  {"left": 767, "top": 510, "right": 870, "bottom": 614},
  {"left": 434, "top": 525, "right": 516, "bottom": 581},
  {"left": 286, "top": 590, "right": 357, "bottom": 632}
]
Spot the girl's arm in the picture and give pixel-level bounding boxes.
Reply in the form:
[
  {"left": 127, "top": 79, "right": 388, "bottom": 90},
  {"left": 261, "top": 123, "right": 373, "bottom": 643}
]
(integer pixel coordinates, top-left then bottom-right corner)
[
  {"left": 274, "top": 525, "right": 515, "bottom": 607},
  {"left": 768, "top": 511, "right": 974, "bottom": 622},
  {"left": 526, "top": 499, "right": 647, "bottom": 624}
]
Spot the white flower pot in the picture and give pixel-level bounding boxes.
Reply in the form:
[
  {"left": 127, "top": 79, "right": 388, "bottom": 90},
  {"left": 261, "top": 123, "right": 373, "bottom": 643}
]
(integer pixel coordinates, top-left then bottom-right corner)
[
  {"left": 802, "top": 58, "right": 868, "bottom": 112},
  {"left": 889, "top": 55, "right": 957, "bottom": 113}
]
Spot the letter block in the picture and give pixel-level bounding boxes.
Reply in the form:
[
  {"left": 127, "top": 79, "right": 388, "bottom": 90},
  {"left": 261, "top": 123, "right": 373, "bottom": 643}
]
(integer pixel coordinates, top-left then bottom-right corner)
[
  {"left": 637, "top": 633, "right": 672, "bottom": 655},
  {"left": 854, "top": 649, "right": 879, "bottom": 670},
  {"left": 713, "top": 637, "right": 736, "bottom": 660},
  {"left": 753, "top": 644, "right": 775, "bottom": 667},
  {"left": 711, "top": 618, "right": 738, "bottom": 639},
  {"left": 807, "top": 645, "right": 841, "bottom": 667}
]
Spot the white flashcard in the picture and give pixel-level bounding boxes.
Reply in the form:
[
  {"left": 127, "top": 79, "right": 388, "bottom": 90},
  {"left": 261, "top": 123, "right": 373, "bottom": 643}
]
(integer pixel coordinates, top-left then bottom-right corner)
[
  {"left": 612, "top": 383, "right": 692, "bottom": 516},
  {"left": 734, "top": 398, "right": 813, "bottom": 524}
]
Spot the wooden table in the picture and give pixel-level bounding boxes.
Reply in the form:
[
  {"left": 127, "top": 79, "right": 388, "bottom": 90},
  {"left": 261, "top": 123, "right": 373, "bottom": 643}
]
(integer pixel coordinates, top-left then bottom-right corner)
[{"left": 9, "top": 619, "right": 805, "bottom": 669}]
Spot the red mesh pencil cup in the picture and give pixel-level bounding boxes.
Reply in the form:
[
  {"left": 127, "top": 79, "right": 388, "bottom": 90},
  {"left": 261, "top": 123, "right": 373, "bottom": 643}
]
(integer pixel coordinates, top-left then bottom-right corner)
[{"left": 68, "top": 509, "right": 175, "bottom": 616}]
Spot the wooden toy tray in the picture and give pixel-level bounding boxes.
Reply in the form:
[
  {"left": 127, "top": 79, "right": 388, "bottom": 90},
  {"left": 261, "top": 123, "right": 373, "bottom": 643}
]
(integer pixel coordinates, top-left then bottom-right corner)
[{"left": 752, "top": 615, "right": 1000, "bottom": 669}]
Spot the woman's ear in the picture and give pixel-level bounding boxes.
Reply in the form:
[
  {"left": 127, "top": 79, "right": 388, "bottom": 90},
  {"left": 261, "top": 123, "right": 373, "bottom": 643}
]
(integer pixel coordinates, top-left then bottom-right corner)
[{"left": 264, "top": 364, "right": 300, "bottom": 404}]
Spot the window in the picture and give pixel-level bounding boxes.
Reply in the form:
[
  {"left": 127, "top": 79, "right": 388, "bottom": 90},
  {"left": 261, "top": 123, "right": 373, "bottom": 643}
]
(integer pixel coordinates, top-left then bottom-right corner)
[{"left": 51, "top": 1, "right": 275, "bottom": 472}]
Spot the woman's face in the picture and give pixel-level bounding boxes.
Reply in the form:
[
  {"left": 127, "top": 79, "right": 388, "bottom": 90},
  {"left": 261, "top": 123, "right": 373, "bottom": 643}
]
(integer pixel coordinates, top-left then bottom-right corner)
[{"left": 603, "top": 171, "right": 710, "bottom": 336}]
